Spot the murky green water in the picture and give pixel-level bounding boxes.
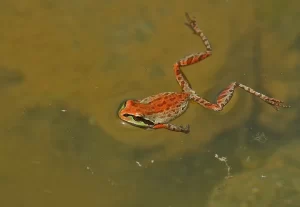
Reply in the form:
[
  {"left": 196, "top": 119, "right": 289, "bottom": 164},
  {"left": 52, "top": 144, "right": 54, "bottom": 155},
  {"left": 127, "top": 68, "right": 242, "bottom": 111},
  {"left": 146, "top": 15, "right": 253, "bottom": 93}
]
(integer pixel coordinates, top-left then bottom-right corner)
[{"left": 1, "top": 0, "right": 300, "bottom": 206}]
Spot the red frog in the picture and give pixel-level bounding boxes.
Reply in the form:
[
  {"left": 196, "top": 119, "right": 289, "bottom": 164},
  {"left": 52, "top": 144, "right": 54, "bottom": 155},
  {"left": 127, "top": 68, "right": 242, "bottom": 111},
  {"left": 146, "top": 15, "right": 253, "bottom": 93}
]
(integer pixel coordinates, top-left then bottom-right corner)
[{"left": 118, "top": 13, "right": 290, "bottom": 133}]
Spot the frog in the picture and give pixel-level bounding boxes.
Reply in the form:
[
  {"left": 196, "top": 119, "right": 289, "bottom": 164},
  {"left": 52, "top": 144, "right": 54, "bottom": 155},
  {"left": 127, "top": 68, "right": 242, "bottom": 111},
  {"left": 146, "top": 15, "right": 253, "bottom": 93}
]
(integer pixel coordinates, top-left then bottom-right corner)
[{"left": 118, "top": 12, "right": 291, "bottom": 134}]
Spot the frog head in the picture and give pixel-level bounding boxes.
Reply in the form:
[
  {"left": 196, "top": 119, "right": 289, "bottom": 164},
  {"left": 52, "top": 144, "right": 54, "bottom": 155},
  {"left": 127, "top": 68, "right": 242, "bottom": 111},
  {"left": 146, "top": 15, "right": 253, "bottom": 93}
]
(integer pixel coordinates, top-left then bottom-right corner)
[{"left": 118, "top": 100, "right": 155, "bottom": 128}]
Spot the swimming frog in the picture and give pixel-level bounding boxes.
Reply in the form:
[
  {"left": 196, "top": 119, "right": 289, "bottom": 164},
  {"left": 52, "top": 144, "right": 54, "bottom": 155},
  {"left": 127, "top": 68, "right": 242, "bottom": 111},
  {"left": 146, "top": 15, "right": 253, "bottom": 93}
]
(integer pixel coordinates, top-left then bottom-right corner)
[{"left": 118, "top": 13, "right": 290, "bottom": 134}]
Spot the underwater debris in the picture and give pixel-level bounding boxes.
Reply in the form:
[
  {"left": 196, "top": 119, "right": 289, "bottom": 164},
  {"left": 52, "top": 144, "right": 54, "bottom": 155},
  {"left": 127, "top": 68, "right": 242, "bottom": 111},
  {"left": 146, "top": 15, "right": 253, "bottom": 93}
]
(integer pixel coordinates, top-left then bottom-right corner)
[
  {"left": 252, "top": 132, "right": 268, "bottom": 143},
  {"left": 215, "top": 154, "right": 233, "bottom": 179}
]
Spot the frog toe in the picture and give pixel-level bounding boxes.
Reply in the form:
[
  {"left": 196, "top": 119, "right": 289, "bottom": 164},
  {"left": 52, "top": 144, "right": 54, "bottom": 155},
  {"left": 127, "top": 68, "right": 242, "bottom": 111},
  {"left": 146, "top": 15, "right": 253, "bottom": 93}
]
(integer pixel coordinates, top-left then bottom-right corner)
[{"left": 181, "top": 124, "right": 190, "bottom": 134}]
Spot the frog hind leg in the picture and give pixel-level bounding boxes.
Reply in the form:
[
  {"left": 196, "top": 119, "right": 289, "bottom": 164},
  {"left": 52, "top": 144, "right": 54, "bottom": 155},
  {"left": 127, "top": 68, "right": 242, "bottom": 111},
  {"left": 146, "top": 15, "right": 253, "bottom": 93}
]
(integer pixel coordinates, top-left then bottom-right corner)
[
  {"left": 153, "top": 123, "right": 190, "bottom": 134},
  {"left": 174, "top": 12, "right": 212, "bottom": 92},
  {"left": 190, "top": 82, "right": 291, "bottom": 111}
]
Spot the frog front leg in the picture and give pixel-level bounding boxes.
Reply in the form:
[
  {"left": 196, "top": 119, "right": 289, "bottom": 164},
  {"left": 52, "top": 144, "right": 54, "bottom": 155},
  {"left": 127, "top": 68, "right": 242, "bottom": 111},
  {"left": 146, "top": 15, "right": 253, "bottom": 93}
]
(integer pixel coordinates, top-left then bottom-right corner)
[
  {"left": 153, "top": 123, "right": 190, "bottom": 134},
  {"left": 190, "top": 82, "right": 291, "bottom": 111}
]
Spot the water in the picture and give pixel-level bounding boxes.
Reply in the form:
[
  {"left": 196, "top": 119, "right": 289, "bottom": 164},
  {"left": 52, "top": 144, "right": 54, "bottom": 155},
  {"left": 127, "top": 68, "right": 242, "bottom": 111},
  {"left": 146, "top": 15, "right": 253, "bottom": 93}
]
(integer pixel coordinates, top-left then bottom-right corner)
[{"left": 0, "top": 0, "right": 300, "bottom": 206}]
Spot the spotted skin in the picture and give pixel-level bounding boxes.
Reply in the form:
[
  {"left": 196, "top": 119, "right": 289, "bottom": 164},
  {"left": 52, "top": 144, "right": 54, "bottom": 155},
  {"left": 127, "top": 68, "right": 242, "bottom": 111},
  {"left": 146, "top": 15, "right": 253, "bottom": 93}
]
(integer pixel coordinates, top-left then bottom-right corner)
[{"left": 118, "top": 12, "right": 290, "bottom": 134}]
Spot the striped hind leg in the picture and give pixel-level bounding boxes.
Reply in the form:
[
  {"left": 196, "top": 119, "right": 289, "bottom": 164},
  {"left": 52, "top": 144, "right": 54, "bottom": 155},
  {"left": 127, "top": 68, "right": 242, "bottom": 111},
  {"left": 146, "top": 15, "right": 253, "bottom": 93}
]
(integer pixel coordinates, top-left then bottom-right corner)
[
  {"left": 190, "top": 82, "right": 291, "bottom": 111},
  {"left": 174, "top": 12, "right": 212, "bottom": 92}
]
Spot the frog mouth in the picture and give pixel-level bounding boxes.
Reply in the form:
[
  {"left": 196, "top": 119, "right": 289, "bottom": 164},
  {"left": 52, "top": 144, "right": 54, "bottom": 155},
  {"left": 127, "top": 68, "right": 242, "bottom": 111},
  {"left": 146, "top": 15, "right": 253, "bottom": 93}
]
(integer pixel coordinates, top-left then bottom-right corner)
[{"left": 123, "top": 114, "right": 155, "bottom": 126}]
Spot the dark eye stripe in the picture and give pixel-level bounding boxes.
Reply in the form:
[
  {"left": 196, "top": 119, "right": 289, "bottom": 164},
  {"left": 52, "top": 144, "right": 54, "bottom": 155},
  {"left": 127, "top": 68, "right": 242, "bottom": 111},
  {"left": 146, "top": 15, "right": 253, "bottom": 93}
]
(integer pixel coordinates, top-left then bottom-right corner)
[{"left": 123, "top": 114, "right": 154, "bottom": 126}]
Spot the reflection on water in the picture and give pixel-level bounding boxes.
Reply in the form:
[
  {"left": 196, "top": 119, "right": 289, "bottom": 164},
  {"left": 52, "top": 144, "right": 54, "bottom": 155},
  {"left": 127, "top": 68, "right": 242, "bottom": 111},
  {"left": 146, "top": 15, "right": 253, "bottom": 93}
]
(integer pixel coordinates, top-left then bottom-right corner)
[{"left": 0, "top": 0, "right": 300, "bottom": 206}]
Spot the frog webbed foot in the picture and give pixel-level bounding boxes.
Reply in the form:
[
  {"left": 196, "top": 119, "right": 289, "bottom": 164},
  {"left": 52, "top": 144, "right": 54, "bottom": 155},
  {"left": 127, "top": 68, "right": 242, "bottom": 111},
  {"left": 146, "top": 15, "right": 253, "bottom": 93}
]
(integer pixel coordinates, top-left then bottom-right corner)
[{"left": 171, "top": 124, "right": 190, "bottom": 134}]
